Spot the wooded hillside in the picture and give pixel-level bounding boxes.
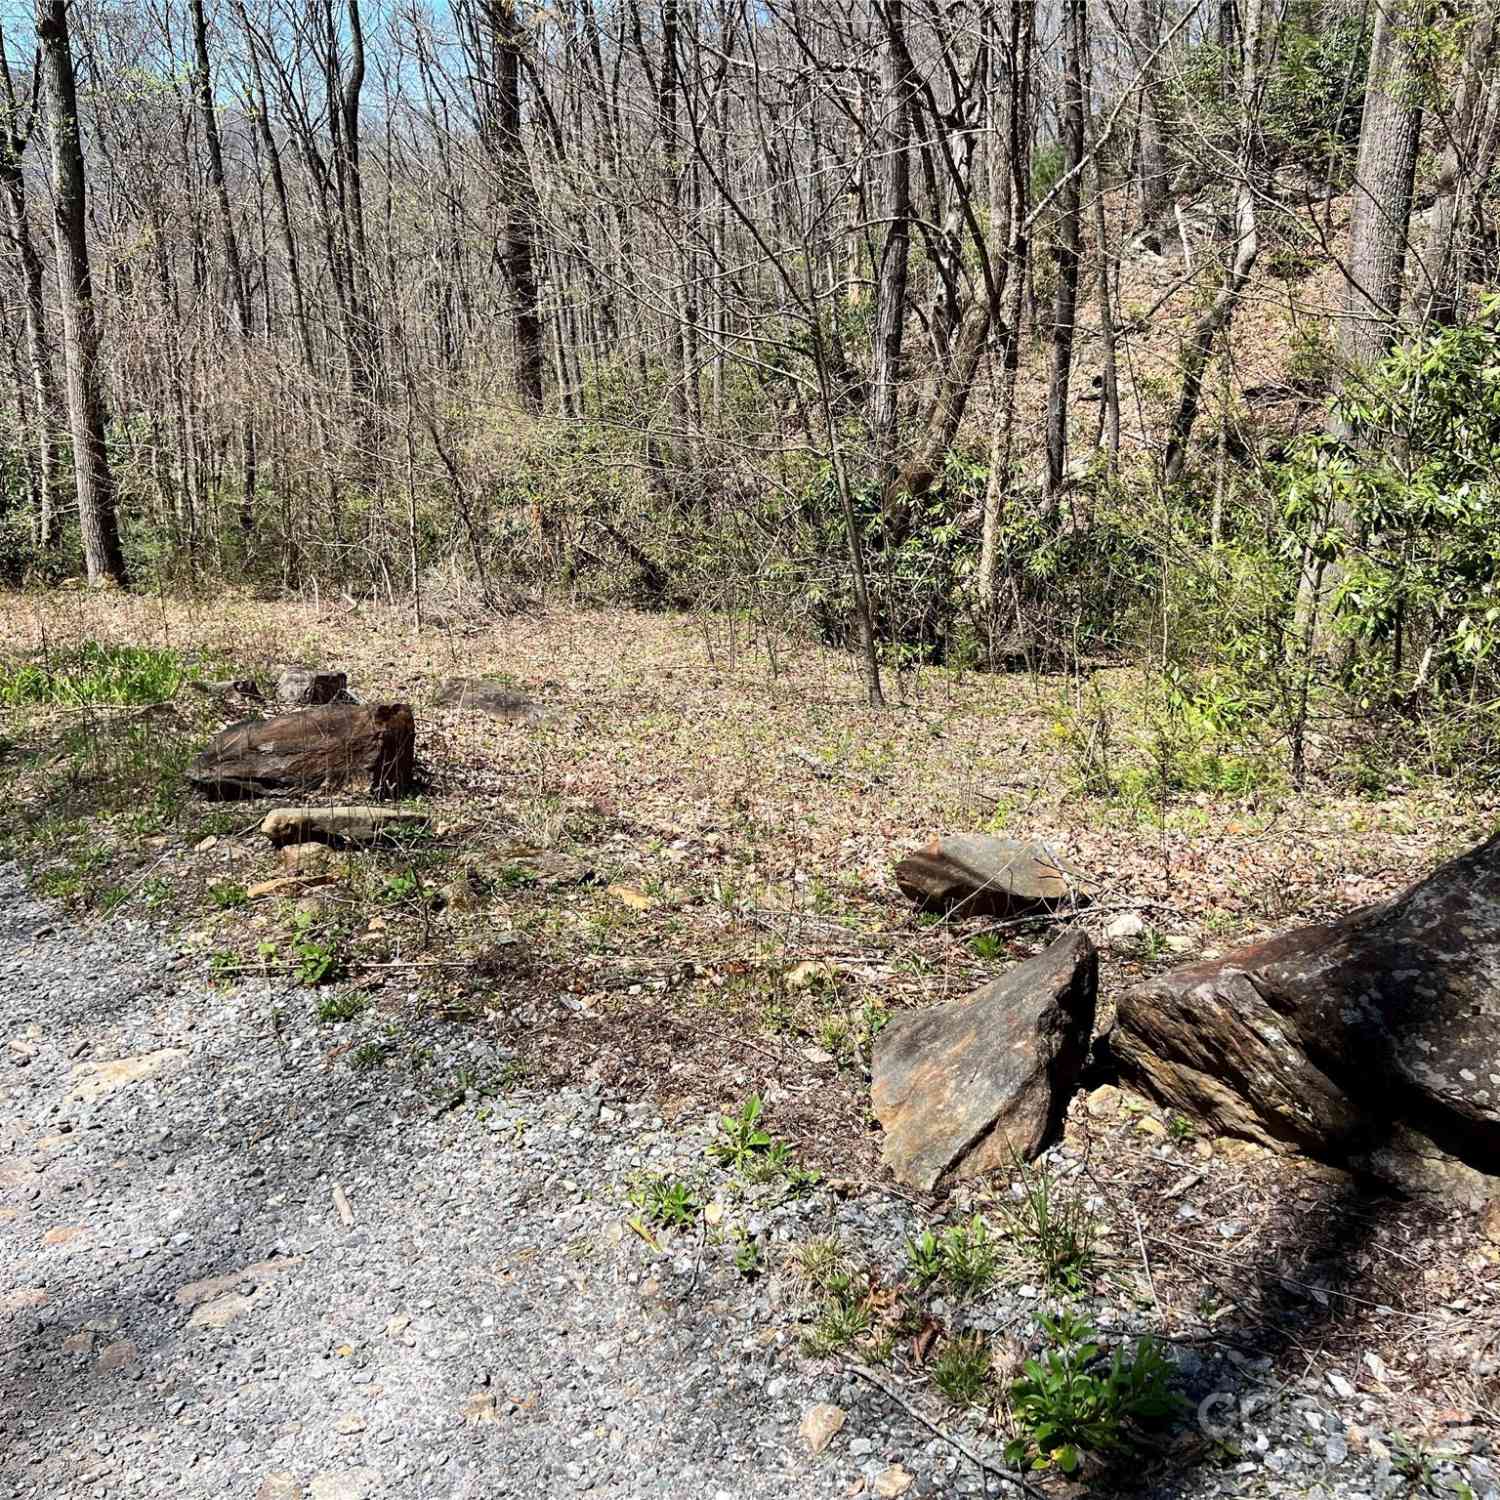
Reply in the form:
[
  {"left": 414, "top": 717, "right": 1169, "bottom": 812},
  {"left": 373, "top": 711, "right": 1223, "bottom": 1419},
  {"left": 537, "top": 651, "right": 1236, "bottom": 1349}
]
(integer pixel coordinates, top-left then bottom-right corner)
[{"left": 2, "top": 0, "right": 1499, "bottom": 768}]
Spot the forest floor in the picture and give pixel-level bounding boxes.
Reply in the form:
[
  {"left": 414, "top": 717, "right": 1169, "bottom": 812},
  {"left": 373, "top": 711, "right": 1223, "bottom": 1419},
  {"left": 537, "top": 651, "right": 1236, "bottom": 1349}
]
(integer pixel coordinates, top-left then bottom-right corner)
[{"left": 1, "top": 589, "right": 1498, "bottom": 1498}]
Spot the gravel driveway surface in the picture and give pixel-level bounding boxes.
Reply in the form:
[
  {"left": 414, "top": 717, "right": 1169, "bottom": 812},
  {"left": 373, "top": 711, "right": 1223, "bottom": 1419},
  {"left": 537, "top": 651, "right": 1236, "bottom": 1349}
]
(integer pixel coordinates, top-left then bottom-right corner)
[{"left": 0, "top": 865, "right": 893, "bottom": 1500}]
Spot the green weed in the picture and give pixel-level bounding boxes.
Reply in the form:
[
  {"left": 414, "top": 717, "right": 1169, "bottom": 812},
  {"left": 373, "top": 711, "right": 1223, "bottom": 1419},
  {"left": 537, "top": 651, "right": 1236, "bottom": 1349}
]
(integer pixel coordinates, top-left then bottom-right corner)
[
  {"left": 1003, "top": 1157, "right": 1097, "bottom": 1292},
  {"left": 906, "top": 1215, "right": 1000, "bottom": 1298},
  {"left": 1005, "top": 1312, "right": 1183, "bottom": 1474},
  {"left": 628, "top": 1174, "right": 700, "bottom": 1229},
  {"left": 933, "top": 1334, "right": 994, "bottom": 1409}
]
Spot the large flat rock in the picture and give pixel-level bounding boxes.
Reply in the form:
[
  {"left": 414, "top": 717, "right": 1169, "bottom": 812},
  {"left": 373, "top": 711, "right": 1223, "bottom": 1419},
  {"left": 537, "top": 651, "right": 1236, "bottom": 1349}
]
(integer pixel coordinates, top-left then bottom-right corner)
[
  {"left": 871, "top": 931, "right": 1097, "bottom": 1191},
  {"left": 1112, "top": 830, "right": 1500, "bottom": 1195},
  {"left": 893, "top": 835, "right": 1088, "bottom": 917}
]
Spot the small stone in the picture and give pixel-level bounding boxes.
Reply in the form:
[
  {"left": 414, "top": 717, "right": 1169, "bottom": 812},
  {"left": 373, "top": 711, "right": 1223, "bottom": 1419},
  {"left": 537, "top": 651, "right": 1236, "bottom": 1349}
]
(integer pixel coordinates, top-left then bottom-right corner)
[
  {"left": 1135, "top": 1115, "right": 1167, "bottom": 1137},
  {"left": 63, "top": 1331, "right": 96, "bottom": 1355},
  {"left": 98, "top": 1341, "right": 137, "bottom": 1373},
  {"left": 799, "top": 1403, "right": 846, "bottom": 1455},
  {"left": 875, "top": 1468, "right": 914, "bottom": 1499},
  {"left": 1162, "top": 934, "right": 1195, "bottom": 953},
  {"left": 1103, "top": 912, "right": 1147, "bottom": 943},
  {"left": 703, "top": 1202, "right": 726, "bottom": 1226},
  {"left": 462, "top": 1392, "right": 499, "bottom": 1425},
  {"left": 384, "top": 1314, "right": 410, "bottom": 1337},
  {"left": 44, "top": 1225, "right": 91, "bottom": 1247},
  {"left": 190, "top": 1293, "right": 253, "bottom": 1329},
  {"left": 257, "top": 1476, "right": 303, "bottom": 1500},
  {"left": 802, "top": 1047, "right": 836, "bottom": 1066},
  {"left": 1085, "top": 1084, "right": 1121, "bottom": 1118},
  {"left": 1327, "top": 1373, "right": 1356, "bottom": 1400},
  {"left": 1326, "top": 1434, "right": 1348, "bottom": 1466},
  {"left": 334, "top": 1413, "right": 367, "bottom": 1436},
  {"left": 308, "top": 1472, "right": 378, "bottom": 1500},
  {"left": 195, "top": 836, "right": 219, "bottom": 853}
]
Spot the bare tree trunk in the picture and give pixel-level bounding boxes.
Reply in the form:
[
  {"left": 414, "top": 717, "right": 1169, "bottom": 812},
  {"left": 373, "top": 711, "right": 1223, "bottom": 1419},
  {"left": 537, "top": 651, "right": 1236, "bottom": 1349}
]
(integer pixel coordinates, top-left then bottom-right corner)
[
  {"left": 1133, "top": 0, "right": 1171, "bottom": 248},
  {"left": 1417, "top": 1, "right": 1500, "bottom": 326},
  {"left": 1162, "top": 0, "right": 1267, "bottom": 485},
  {"left": 871, "top": 0, "right": 912, "bottom": 497},
  {"left": 1043, "top": 0, "right": 1085, "bottom": 504},
  {"left": 0, "top": 31, "right": 61, "bottom": 550},
  {"left": 1338, "top": 0, "right": 1425, "bottom": 378},
  {"left": 189, "top": 0, "right": 256, "bottom": 532},
  {"left": 37, "top": 0, "right": 127, "bottom": 587},
  {"left": 483, "top": 0, "right": 545, "bottom": 411}
]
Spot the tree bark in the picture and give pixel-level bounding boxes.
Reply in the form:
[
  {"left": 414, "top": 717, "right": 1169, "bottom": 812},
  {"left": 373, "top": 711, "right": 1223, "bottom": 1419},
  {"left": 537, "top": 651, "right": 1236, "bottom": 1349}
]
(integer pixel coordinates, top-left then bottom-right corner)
[
  {"left": 0, "top": 31, "right": 60, "bottom": 551},
  {"left": 1043, "top": 0, "right": 1085, "bottom": 504},
  {"left": 189, "top": 0, "right": 257, "bottom": 532},
  {"left": 871, "top": 0, "right": 912, "bottom": 497},
  {"left": 37, "top": 0, "right": 128, "bottom": 587}
]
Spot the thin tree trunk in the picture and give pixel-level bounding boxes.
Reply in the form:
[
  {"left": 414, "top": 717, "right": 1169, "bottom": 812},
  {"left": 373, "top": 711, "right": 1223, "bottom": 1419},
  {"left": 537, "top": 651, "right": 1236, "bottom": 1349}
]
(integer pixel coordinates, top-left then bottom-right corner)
[
  {"left": 37, "top": 0, "right": 127, "bottom": 587},
  {"left": 0, "top": 32, "right": 61, "bottom": 550},
  {"left": 189, "top": 0, "right": 257, "bottom": 531},
  {"left": 871, "top": 0, "right": 912, "bottom": 498},
  {"left": 1043, "top": 0, "right": 1085, "bottom": 504}
]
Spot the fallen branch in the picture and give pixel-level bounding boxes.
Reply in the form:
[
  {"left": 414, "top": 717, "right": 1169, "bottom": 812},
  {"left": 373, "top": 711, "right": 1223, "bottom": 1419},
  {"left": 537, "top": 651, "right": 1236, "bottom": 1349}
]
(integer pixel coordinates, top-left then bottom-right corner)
[{"left": 844, "top": 1364, "right": 1050, "bottom": 1500}]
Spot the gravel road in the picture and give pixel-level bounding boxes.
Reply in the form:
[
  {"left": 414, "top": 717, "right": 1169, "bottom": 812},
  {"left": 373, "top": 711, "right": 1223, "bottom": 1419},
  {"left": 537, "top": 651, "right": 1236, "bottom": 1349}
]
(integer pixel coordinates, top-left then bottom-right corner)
[
  {"left": 3, "top": 863, "right": 1497, "bottom": 1500},
  {"left": 0, "top": 864, "right": 903, "bottom": 1500}
]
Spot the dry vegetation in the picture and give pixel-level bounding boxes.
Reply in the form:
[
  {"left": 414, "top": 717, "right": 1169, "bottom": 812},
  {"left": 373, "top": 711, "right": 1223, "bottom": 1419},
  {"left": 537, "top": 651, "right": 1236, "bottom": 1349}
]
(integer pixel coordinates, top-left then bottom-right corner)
[{"left": 3, "top": 590, "right": 1500, "bottom": 1459}]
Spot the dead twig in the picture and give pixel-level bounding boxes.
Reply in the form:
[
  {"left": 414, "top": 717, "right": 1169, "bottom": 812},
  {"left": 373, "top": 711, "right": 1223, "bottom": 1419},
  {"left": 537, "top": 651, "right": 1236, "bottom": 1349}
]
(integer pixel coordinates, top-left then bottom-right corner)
[{"left": 844, "top": 1364, "right": 1051, "bottom": 1500}]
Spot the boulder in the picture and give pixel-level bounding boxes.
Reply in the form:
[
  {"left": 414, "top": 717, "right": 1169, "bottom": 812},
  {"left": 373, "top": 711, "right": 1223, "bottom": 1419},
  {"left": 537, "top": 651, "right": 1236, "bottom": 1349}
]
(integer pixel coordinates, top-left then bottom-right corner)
[
  {"left": 433, "top": 678, "right": 546, "bottom": 724},
  {"left": 1112, "top": 831, "right": 1500, "bottom": 1195},
  {"left": 894, "top": 835, "right": 1089, "bottom": 917},
  {"left": 260, "top": 806, "right": 430, "bottom": 848},
  {"left": 871, "top": 931, "right": 1097, "bottom": 1191},
  {"left": 275, "top": 667, "right": 350, "bottom": 707},
  {"left": 186, "top": 705, "right": 416, "bottom": 799}
]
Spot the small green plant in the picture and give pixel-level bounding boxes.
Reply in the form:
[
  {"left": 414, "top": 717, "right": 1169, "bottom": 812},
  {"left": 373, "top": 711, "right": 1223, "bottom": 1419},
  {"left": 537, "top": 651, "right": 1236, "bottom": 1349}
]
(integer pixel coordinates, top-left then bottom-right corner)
[
  {"left": 1005, "top": 1313, "right": 1184, "bottom": 1474},
  {"left": 1167, "top": 1114, "right": 1195, "bottom": 1144},
  {"left": 290, "top": 910, "right": 344, "bottom": 986},
  {"left": 380, "top": 871, "right": 421, "bottom": 905},
  {"left": 710, "top": 1093, "right": 773, "bottom": 1169},
  {"left": 970, "top": 932, "right": 1006, "bottom": 961},
  {"left": 1387, "top": 1432, "right": 1467, "bottom": 1497},
  {"left": 0, "top": 641, "right": 194, "bottom": 708},
  {"left": 932, "top": 1333, "right": 994, "bottom": 1409},
  {"left": 801, "top": 1284, "right": 873, "bottom": 1357},
  {"left": 733, "top": 1231, "right": 763, "bottom": 1277},
  {"left": 628, "top": 1174, "right": 700, "bottom": 1229},
  {"left": 784, "top": 1236, "right": 853, "bottom": 1296},
  {"left": 315, "top": 991, "right": 367, "bottom": 1024},
  {"left": 1003, "top": 1156, "right": 1097, "bottom": 1292},
  {"left": 208, "top": 881, "right": 249, "bottom": 910},
  {"left": 906, "top": 1215, "right": 1000, "bottom": 1297},
  {"left": 139, "top": 876, "right": 174, "bottom": 908},
  {"left": 209, "top": 950, "right": 239, "bottom": 982},
  {"left": 351, "top": 1038, "right": 396, "bottom": 1070},
  {"left": 495, "top": 863, "right": 539, "bottom": 891}
]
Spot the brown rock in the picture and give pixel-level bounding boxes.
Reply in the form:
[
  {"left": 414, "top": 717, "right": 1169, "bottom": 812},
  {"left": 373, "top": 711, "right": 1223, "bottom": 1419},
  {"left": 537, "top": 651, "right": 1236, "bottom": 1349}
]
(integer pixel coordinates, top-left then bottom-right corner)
[
  {"left": 175, "top": 1256, "right": 302, "bottom": 1309},
  {"left": 43, "top": 1225, "right": 90, "bottom": 1248},
  {"left": 98, "top": 1340, "right": 137, "bottom": 1373},
  {"left": 433, "top": 678, "right": 546, "bottom": 724},
  {"left": 276, "top": 667, "right": 350, "bottom": 707},
  {"left": 280, "top": 843, "right": 341, "bottom": 876},
  {"left": 871, "top": 931, "right": 1097, "bottom": 1191},
  {"left": 187, "top": 705, "right": 415, "bottom": 799},
  {"left": 799, "top": 1402, "right": 847, "bottom": 1455},
  {"left": 1482, "top": 1198, "right": 1500, "bottom": 1245},
  {"left": 496, "top": 848, "right": 594, "bottom": 889},
  {"left": 260, "top": 805, "right": 430, "bottom": 848},
  {"left": 1113, "top": 829, "right": 1500, "bottom": 1194},
  {"left": 893, "top": 835, "right": 1091, "bottom": 917},
  {"left": 462, "top": 1392, "right": 500, "bottom": 1425},
  {"left": 874, "top": 1468, "right": 914, "bottom": 1499},
  {"left": 256, "top": 1476, "right": 303, "bottom": 1500},
  {"left": 190, "top": 1292, "right": 254, "bottom": 1329}
]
